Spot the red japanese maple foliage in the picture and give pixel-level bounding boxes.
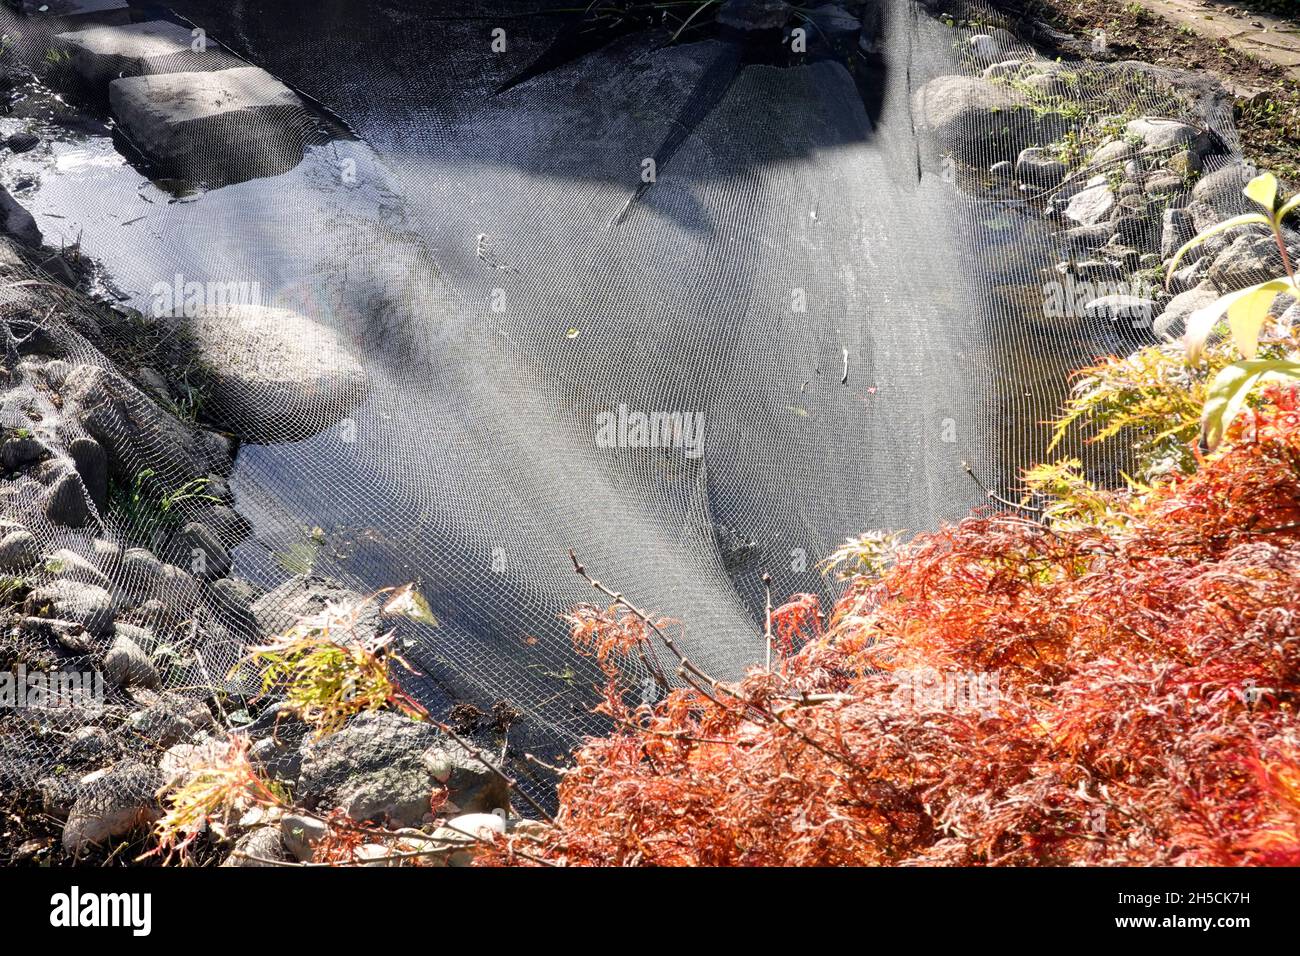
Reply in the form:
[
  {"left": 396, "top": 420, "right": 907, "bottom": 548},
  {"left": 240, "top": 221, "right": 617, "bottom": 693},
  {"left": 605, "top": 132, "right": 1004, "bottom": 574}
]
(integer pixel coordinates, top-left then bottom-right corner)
[{"left": 482, "top": 388, "right": 1300, "bottom": 866}]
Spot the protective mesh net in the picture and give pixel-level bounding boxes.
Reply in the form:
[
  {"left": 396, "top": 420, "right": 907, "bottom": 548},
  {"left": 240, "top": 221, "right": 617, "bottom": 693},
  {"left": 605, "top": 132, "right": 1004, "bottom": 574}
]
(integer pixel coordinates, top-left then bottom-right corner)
[{"left": 0, "top": 0, "right": 1261, "bottom": 841}]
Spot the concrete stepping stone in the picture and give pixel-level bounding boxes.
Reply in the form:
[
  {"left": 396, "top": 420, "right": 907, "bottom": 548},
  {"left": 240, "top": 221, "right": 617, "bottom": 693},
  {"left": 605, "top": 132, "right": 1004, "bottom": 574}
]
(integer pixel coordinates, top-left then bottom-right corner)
[
  {"left": 57, "top": 20, "right": 243, "bottom": 86},
  {"left": 108, "top": 66, "right": 312, "bottom": 185}
]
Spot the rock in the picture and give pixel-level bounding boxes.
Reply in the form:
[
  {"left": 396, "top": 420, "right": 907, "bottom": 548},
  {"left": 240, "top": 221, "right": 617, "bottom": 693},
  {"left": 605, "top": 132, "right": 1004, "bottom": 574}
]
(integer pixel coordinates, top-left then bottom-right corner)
[
  {"left": 159, "top": 562, "right": 202, "bottom": 618},
  {"left": 190, "top": 503, "right": 249, "bottom": 547},
  {"left": 429, "top": 812, "right": 508, "bottom": 867},
  {"left": 43, "top": 549, "right": 111, "bottom": 589},
  {"left": 1166, "top": 148, "right": 1201, "bottom": 178},
  {"left": 103, "top": 632, "right": 160, "bottom": 689},
  {"left": 1186, "top": 199, "right": 1225, "bottom": 238},
  {"left": 350, "top": 843, "right": 396, "bottom": 866},
  {"left": 25, "top": 579, "right": 114, "bottom": 636},
  {"left": 715, "top": 0, "right": 791, "bottom": 31},
  {"left": 982, "top": 59, "right": 1026, "bottom": 80},
  {"left": 1021, "top": 71, "right": 1065, "bottom": 98},
  {"left": 280, "top": 813, "right": 328, "bottom": 862},
  {"left": 66, "top": 725, "right": 114, "bottom": 764},
  {"left": 38, "top": 774, "right": 81, "bottom": 820},
  {"left": 126, "top": 689, "right": 217, "bottom": 747},
  {"left": 223, "top": 827, "right": 288, "bottom": 867},
  {"left": 1113, "top": 215, "right": 1158, "bottom": 253},
  {"left": 0, "top": 528, "right": 40, "bottom": 572},
  {"left": 205, "top": 575, "right": 259, "bottom": 634},
  {"left": 989, "top": 160, "right": 1013, "bottom": 180},
  {"left": 20, "top": 615, "right": 92, "bottom": 653},
  {"left": 1064, "top": 181, "right": 1116, "bottom": 226},
  {"left": 968, "top": 34, "right": 1002, "bottom": 65},
  {"left": 1161, "top": 208, "right": 1196, "bottom": 259},
  {"left": 1168, "top": 258, "right": 1210, "bottom": 294},
  {"left": 113, "top": 548, "right": 203, "bottom": 617},
  {"left": 113, "top": 547, "right": 164, "bottom": 605},
  {"left": 296, "top": 712, "right": 510, "bottom": 828},
  {"left": 41, "top": 359, "right": 72, "bottom": 388},
  {"left": 1126, "top": 117, "right": 1210, "bottom": 158},
  {"left": 1061, "top": 223, "right": 1112, "bottom": 250},
  {"left": 1191, "top": 163, "right": 1253, "bottom": 218},
  {"left": 62, "top": 363, "right": 230, "bottom": 487},
  {"left": 40, "top": 469, "right": 95, "bottom": 528},
  {"left": 1082, "top": 295, "right": 1158, "bottom": 329},
  {"left": 173, "top": 305, "right": 369, "bottom": 443},
  {"left": 133, "top": 366, "right": 172, "bottom": 403},
  {"left": 6, "top": 132, "right": 39, "bottom": 153},
  {"left": 56, "top": 20, "right": 240, "bottom": 86},
  {"left": 157, "top": 736, "right": 226, "bottom": 786},
  {"left": 1091, "top": 139, "right": 1134, "bottom": 167},
  {"left": 250, "top": 736, "right": 302, "bottom": 785},
  {"left": 1, "top": 434, "right": 48, "bottom": 469},
  {"left": 108, "top": 66, "right": 311, "bottom": 186},
  {"left": 1015, "top": 147, "right": 1067, "bottom": 187},
  {"left": 911, "top": 75, "right": 1063, "bottom": 165},
  {"left": 1205, "top": 233, "right": 1290, "bottom": 293},
  {"left": 1154, "top": 285, "right": 1219, "bottom": 340},
  {"left": 62, "top": 760, "right": 162, "bottom": 855},
  {"left": 508, "top": 818, "right": 550, "bottom": 839},
  {"left": 165, "top": 521, "right": 230, "bottom": 581},
  {"left": 803, "top": 3, "right": 859, "bottom": 38},
  {"left": 1144, "top": 173, "right": 1186, "bottom": 199},
  {"left": 68, "top": 437, "right": 108, "bottom": 511},
  {"left": 251, "top": 574, "right": 378, "bottom": 643},
  {"left": 0, "top": 184, "right": 41, "bottom": 247}
]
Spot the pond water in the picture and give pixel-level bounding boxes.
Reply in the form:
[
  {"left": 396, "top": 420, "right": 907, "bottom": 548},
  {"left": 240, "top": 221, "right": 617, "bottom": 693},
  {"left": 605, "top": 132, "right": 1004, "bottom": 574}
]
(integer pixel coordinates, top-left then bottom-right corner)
[{"left": 0, "top": 0, "right": 1122, "bottom": 758}]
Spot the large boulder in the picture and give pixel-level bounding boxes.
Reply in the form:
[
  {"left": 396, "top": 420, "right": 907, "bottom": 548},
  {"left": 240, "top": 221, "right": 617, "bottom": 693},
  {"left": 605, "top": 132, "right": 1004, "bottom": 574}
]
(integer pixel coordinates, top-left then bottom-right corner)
[
  {"left": 251, "top": 573, "right": 378, "bottom": 641},
  {"left": 296, "top": 712, "right": 510, "bottom": 828},
  {"left": 56, "top": 20, "right": 241, "bottom": 86},
  {"left": 1064, "top": 181, "right": 1116, "bottom": 226},
  {"left": 1154, "top": 285, "right": 1219, "bottom": 340},
  {"left": 1205, "top": 233, "right": 1292, "bottom": 293},
  {"left": 103, "top": 631, "right": 160, "bottom": 689},
  {"left": 1190, "top": 163, "right": 1254, "bottom": 220},
  {"left": 62, "top": 364, "right": 231, "bottom": 489},
  {"left": 24, "top": 579, "right": 115, "bottom": 636},
  {"left": 0, "top": 527, "right": 39, "bottom": 572},
  {"left": 911, "top": 74, "right": 1064, "bottom": 165},
  {"left": 61, "top": 363, "right": 230, "bottom": 487},
  {"left": 108, "top": 66, "right": 311, "bottom": 185},
  {"left": 223, "top": 826, "right": 289, "bottom": 866},
  {"left": 1126, "top": 117, "right": 1212, "bottom": 160},
  {"left": 175, "top": 305, "right": 369, "bottom": 443},
  {"left": 40, "top": 469, "right": 95, "bottom": 528},
  {"left": 61, "top": 761, "right": 162, "bottom": 855},
  {"left": 125, "top": 689, "right": 218, "bottom": 748}
]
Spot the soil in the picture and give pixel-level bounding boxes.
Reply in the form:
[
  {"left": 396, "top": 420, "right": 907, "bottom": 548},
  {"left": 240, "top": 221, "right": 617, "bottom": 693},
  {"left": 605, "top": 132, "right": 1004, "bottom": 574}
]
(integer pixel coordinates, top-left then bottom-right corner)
[{"left": 982, "top": 0, "right": 1300, "bottom": 185}]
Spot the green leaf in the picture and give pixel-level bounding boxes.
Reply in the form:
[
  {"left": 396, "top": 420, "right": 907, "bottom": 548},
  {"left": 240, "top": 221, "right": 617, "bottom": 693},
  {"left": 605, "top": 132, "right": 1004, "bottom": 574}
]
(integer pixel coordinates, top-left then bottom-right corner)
[
  {"left": 1165, "top": 212, "right": 1270, "bottom": 285},
  {"left": 1243, "top": 172, "right": 1279, "bottom": 213},
  {"left": 1184, "top": 277, "right": 1292, "bottom": 362},
  {"left": 1280, "top": 191, "right": 1300, "bottom": 224},
  {"left": 1227, "top": 279, "right": 1293, "bottom": 359},
  {"left": 1201, "top": 358, "right": 1300, "bottom": 450}
]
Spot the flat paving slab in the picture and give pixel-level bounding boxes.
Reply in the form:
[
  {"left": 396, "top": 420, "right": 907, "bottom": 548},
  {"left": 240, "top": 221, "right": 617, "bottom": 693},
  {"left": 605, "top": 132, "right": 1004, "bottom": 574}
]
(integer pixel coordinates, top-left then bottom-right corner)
[
  {"left": 109, "top": 66, "right": 312, "bottom": 185},
  {"left": 57, "top": 20, "right": 243, "bottom": 85}
]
